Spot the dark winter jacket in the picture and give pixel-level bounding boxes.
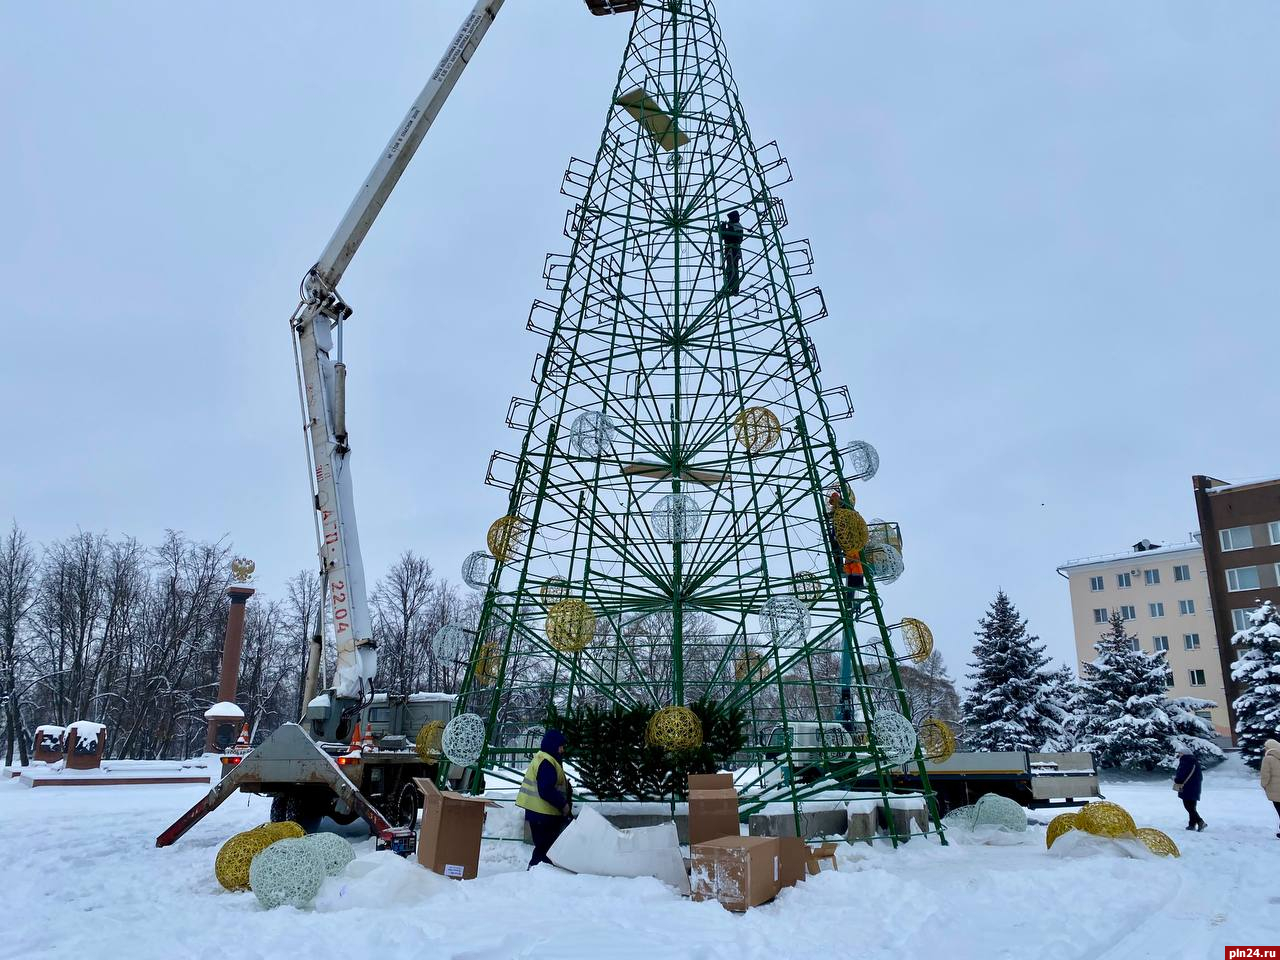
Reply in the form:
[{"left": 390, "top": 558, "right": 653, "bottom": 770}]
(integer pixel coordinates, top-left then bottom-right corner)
[
  {"left": 1174, "top": 753, "right": 1202, "bottom": 802},
  {"left": 526, "top": 729, "right": 569, "bottom": 821}
]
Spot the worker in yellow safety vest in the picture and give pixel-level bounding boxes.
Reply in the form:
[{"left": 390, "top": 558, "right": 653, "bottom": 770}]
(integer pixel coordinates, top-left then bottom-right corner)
[{"left": 515, "top": 728, "right": 571, "bottom": 868}]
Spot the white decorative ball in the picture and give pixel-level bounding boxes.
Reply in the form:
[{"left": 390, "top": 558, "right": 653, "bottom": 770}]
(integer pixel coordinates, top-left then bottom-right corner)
[
  {"left": 863, "top": 543, "right": 905, "bottom": 585},
  {"left": 442, "top": 713, "right": 487, "bottom": 766},
  {"left": 570, "top": 411, "right": 616, "bottom": 458},
  {"left": 650, "top": 494, "right": 704, "bottom": 543},
  {"left": 973, "top": 793, "right": 1028, "bottom": 832},
  {"left": 821, "top": 726, "right": 851, "bottom": 759},
  {"left": 872, "top": 711, "right": 918, "bottom": 765},
  {"left": 248, "top": 838, "right": 325, "bottom": 910},
  {"left": 461, "top": 551, "right": 494, "bottom": 592},
  {"left": 757, "top": 594, "right": 811, "bottom": 646},
  {"left": 840, "top": 440, "right": 880, "bottom": 481},
  {"left": 299, "top": 832, "right": 355, "bottom": 877},
  {"left": 432, "top": 623, "right": 469, "bottom": 661}
]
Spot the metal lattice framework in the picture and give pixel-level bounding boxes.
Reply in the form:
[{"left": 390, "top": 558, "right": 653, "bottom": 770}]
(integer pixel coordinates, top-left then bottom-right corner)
[{"left": 448, "top": 0, "right": 942, "bottom": 844}]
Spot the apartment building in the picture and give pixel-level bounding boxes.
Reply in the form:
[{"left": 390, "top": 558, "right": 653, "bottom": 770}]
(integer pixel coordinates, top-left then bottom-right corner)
[
  {"left": 1192, "top": 474, "right": 1280, "bottom": 736},
  {"left": 1057, "top": 538, "right": 1230, "bottom": 740}
]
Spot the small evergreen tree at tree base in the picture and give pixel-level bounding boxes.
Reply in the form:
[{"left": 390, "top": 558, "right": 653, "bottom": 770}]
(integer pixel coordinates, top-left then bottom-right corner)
[
  {"left": 1230, "top": 600, "right": 1280, "bottom": 769},
  {"left": 1077, "top": 611, "right": 1222, "bottom": 769},
  {"left": 962, "top": 591, "right": 1056, "bottom": 751}
]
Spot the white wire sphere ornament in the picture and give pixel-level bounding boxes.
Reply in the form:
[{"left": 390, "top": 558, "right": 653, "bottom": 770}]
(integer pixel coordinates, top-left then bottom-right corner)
[
  {"left": 757, "top": 594, "right": 811, "bottom": 646},
  {"left": 821, "top": 726, "right": 852, "bottom": 760},
  {"left": 570, "top": 410, "right": 616, "bottom": 458},
  {"left": 441, "top": 713, "right": 487, "bottom": 766},
  {"left": 840, "top": 440, "right": 880, "bottom": 481},
  {"left": 248, "top": 838, "right": 325, "bottom": 910},
  {"left": 650, "top": 494, "right": 704, "bottom": 543},
  {"left": 973, "top": 793, "right": 1028, "bottom": 832},
  {"left": 299, "top": 832, "right": 356, "bottom": 877},
  {"left": 871, "top": 711, "right": 918, "bottom": 766},
  {"left": 432, "top": 623, "right": 469, "bottom": 661},
  {"left": 862, "top": 543, "right": 905, "bottom": 586},
  {"left": 462, "top": 551, "right": 494, "bottom": 592}
]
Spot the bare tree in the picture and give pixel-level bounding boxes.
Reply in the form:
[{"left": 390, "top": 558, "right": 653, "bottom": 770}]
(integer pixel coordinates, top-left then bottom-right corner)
[{"left": 0, "top": 523, "right": 38, "bottom": 765}]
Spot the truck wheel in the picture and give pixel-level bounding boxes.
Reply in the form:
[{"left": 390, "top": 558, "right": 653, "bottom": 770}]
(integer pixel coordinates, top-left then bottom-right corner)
[
  {"left": 391, "top": 781, "right": 420, "bottom": 828},
  {"left": 270, "top": 791, "right": 326, "bottom": 833}
]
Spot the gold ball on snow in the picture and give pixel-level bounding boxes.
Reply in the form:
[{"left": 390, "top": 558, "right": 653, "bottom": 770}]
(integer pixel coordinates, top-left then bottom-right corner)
[
  {"left": 215, "top": 829, "right": 280, "bottom": 891},
  {"left": 1045, "top": 812, "right": 1079, "bottom": 849},
  {"left": 1076, "top": 801, "right": 1137, "bottom": 838},
  {"left": 1135, "top": 827, "right": 1180, "bottom": 858}
]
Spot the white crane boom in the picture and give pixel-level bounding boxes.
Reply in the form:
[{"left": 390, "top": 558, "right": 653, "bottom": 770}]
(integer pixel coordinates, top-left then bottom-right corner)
[{"left": 293, "top": 0, "right": 505, "bottom": 703}]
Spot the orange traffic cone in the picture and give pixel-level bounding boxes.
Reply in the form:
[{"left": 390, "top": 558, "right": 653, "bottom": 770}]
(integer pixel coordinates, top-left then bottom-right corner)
[
  {"left": 361, "top": 725, "right": 375, "bottom": 753},
  {"left": 349, "top": 723, "right": 362, "bottom": 750},
  {"left": 235, "top": 723, "right": 250, "bottom": 749}
]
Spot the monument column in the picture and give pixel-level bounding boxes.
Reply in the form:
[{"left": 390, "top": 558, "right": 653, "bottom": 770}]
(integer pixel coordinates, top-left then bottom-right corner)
[{"left": 205, "top": 558, "right": 256, "bottom": 752}]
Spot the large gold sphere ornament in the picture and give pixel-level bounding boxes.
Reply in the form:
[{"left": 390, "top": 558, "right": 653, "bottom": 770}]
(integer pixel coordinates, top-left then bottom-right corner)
[
  {"left": 732, "top": 407, "right": 781, "bottom": 456},
  {"left": 793, "top": 571, "right": 826, "bottom": 607},
  {"left": 415, "top": 720, "right": 445, "bottom": 762},
  {"left": 230, "top": 557, "right": 256, "bottom": 583},
  {"left": 832, "top": 508, "right": 869, "bottom": 555},
  {"left": 1045, "top": 812, "right": 1079, "bottom": 849},
  {"left": 486, "top": 515, "right": 527, "bottom": 564},
  {"left": 917, "top": 718, "right": 956, "bottom": 762},
  {"left": 252, "top": 821, "right": 305, "bottom": 842},
  {"left": 215, "top": 828, "right": 280, "bottom": 891},
  {"left": 1135, "top": 827, "right": 1180, "bottom": 858},
  {"left": 899, "top": 618, "right": 934, "bottom": 663},
  {"left": 546, "top": 599, "right": 597, "bottom": 653},
  {"left": 1076, "top": 801, "right": 1137, "bottom": 838},
  {"left": 472, "top": 641, "right": 500, "bottom": 686},
  {"left": 646, "top": 706, "right": 703, "bottom": 751}
]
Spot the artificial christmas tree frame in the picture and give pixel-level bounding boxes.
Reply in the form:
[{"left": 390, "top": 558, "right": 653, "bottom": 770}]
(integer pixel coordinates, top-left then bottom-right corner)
[{"left": 441, "top": 0, "right": 946, "bottom": 845}]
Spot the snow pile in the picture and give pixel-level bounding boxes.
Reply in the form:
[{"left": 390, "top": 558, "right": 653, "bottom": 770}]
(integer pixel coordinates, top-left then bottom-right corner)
[{"left": 203, "top": 701, "right": 244, "bottom": 720}]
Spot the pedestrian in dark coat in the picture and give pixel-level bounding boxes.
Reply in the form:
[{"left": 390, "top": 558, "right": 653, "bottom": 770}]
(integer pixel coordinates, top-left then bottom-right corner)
[
  {"left": 1173, "top": 744, "right": 1206, "bottom": 831},
  {"left": 515, "top": 728, "right": 572, "bottom": 868}
]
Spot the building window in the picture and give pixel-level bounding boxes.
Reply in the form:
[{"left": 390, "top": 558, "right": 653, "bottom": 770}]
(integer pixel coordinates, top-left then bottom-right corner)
[
  {"left": 1227, "top": 566, "right": 1261, "bottom": 592},
  {"left": 1128, "top": 637, "right": 1140, "bottom": 651},
  {"left": 1120, "top": 605, "right": 1136, "bottom": 620},
  {"left": 1148, "top": 602, "right": 1165, "bottom": 618},
  {"left": 1144, "top": 569, "right": 1160, "bottom": 585},
  {"left": 1116, "top": 572, "right": 1132, "bottom": 588},
  {"left": 1188, "top": 669, "right": 1207, "bottom": 687},
  {"left": 1174, "top": 564, "right": 1191, "bottom": 582},
  {"left": 1093, "top": 608, "right": 1108, "bottom": 624},
  {"left": 1270, "top": 521, "right": 1280, "bottom": 546},
  {"left": 1184, "top": 633, "right": 1201, "bottom": 650},
  {"left": 1233, "top": 608, "right": 1256, "bottom": 632},
  {"left": 1153, "top": 635, "right": 1169, "bottom": 652},
  {"left": 1196, "top": 709, "right": 1213, "bottom": 721},
  {"left": 1089, "top": 575, "right": 1104, "bottom": 592},
  {"left": 1220, "top": 526, "right": 1254, "bottom": 551},
  {"left": 1179, "top": 599, "right": 1195, "bottom": 615}
]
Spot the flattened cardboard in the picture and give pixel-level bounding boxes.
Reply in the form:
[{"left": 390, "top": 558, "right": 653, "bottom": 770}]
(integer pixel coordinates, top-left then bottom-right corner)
[
  {"left": 777, "top": 836, "right": 809, "bottom": 889},
  {"left": 687, "top": 773, "right": 740, "bottom": 845},
  {"left": 689, "top": 836, "right": 781, "bottom": 911},
  {"left": 413, "top": 777, "right": 499, "bottom": 881},
  {"left": 806, "top": 842, "right": 839, "bottom": 875}
]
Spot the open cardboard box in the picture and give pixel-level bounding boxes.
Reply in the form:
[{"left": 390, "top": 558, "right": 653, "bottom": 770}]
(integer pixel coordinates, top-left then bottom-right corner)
[
  {"left": 687, "top": 773, "right": 741, "bottom": 845},
  {"left": 413, "top": 778, "right": 500, "bottom": 880}
]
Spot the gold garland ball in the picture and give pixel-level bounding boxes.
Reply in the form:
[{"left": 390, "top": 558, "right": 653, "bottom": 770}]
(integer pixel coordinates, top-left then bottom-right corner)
[
  {"left": 486, "top": 515, "right": 527, "bottom": 564},
  {"left": 917, "top": 718, "right": 957, "bottom": 762},
  {"left": 646, "top": 705, "right": 703, "bottom": 751},
  {"left": 900, "top": 618, "right": 934, "bottom": 663},
  {"left": 415, "top": 719, "right": 445, "bottom": 762},
  {"left": 732, "top": 407, "right": 781, "bottom": 456},
  {"left": 1076, "top": 801, "right": 1137, "bottom": 839},
  {"left": 215, "top": 829, "right": 282, "bottom": 891},
  {"left": 1135, "top": 826, "right": 1180, "bottom": 858},
  {"left": 546, "top": 598, "right": 597, "bottom": 653},
  {"left": 255, "top": 820, "right": 305, "bottom": 842},
  {"left": 1045, "top": 811, "right": 1079, "bottom": 849},
  {"left": 793, "top": 571, "right": 826, "bottom": 607},
  {"left": 832, "top": 508, "right": 869, "bottom": 555},
  {"left": 472, "top": 641, "right": 500, "bottom": 686}
]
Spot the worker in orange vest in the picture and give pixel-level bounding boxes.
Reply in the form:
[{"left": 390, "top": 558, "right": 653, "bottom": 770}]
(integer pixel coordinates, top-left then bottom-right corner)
[{"left": 844, "top": 554, "right": 864, "bottom": 614}]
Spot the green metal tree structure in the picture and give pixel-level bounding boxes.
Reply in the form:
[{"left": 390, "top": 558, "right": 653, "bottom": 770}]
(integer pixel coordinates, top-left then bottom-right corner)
[{"left": 446, "top": 0, "right": 945, "bottom": 843}]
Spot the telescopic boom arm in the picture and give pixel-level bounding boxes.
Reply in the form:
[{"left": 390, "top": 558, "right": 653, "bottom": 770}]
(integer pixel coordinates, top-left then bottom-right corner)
[{"left": 293, "top": 1, "right": 506, "bottom": 703}]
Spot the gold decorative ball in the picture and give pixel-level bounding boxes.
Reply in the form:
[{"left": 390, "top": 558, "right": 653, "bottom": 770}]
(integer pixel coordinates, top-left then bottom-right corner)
[
  {"left": 832, "top": 508, "right": 869, "bottom": 555},
  {"left": 215, "top": 829, "right": 280, "bottom": 891},
  {"left": 734, "top": 650, "right": 763, "bottom": 681},
  {"left": 472, "top": 641, "right": 500, "bottom": 686},
  {"left": 540, "top": 578, "right": 570, "bottom": 607},
  {"left": 900, "top": 618, "right": 934, "bottom": 663},
  {"left": 545, "top": 599, "right": 597, "bottom": 653},
  {"left": 732, "top": 407, "right": 781, "bottom": 456},
  {"left": 1076, "top": 801, "right": 1137, "bottom": 838},
  {"left": 917, "top": 718, "right": 956, "bottom": 762},
  {"left": 415, "top": 720, "right": 445, "bottom": 762},
  {"left": 1045, "top": 812, "right": 1078, "bottom": 849},
  {"left": 793, "top": 571, "right": 826, "bottom": 607},
  {"left": 646, "top": 706, "right": 703, "bottom": 751},
  {"left": 1135, "top": 826, "right": 1180, "bottom": 858},
  {"left": 486, "top": 515, "right": 527, "bottom": 564}
]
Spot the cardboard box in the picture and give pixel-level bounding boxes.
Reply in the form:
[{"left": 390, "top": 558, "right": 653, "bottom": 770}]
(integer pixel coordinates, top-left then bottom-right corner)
[
  {"left": 805, "top": 842, "right": 839, "bottom": 875},
  {"left": 689, "top": 836, "right": 781, "bottom": 911},
  {"left": 413, "top": 778, "right": 499, "bottom": 880},
  {"left": 776, "top": 836, "right": 809, "bottom": 889},
  {"left": 687, "top": 773, "right": 740, "bottom": 845}
]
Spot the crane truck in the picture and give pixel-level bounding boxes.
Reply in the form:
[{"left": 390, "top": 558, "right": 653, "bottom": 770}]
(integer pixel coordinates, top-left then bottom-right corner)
[{"left": 157, "top": 0, "right": 640, "bottom": 851}]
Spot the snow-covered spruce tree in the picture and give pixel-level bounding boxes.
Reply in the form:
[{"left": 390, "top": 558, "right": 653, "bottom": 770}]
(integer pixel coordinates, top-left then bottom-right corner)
[
  {"left": 1040, "top": 663, "right": 1084, "bottom": 752},
  {"left": 1230, "top": 600, "right": 1280, "bottom": 769},
  {"left": 962, "top": 591, "right": 1056, "bottom": 751},
  {"left": 1076, "top": 611, "right": 1221, "bottom": 769}
]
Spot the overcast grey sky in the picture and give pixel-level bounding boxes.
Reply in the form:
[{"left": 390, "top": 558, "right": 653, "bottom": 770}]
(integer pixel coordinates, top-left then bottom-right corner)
[{"left": 2, "top": 2, "right": 1277, "bottom": 683}]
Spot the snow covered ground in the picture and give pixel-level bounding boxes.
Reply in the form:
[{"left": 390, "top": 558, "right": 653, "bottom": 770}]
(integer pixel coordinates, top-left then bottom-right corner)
[{"left": 3, "top": 756, "right": 1278, "bottom": 960}]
